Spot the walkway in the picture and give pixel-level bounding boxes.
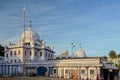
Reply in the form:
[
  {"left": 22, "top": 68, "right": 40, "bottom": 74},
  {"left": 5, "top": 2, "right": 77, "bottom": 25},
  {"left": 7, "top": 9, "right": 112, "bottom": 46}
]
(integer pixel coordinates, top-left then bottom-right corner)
[{"left": 0, "top": 76, "right": 72, "bottom": 80}]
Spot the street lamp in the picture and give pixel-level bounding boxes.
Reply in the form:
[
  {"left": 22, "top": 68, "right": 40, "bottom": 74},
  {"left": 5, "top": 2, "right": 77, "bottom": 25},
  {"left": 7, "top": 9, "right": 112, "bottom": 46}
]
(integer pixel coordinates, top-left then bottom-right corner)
[{"left": 71, "top": 43, "right": 75, "bottom": 57}]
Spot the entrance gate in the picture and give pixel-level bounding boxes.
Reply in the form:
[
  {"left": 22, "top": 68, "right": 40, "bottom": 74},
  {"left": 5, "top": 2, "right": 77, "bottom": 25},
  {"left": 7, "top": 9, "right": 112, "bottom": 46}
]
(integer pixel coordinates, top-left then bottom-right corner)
[{"left": 37, "top": 66, "right": 47, "bottom": 76}]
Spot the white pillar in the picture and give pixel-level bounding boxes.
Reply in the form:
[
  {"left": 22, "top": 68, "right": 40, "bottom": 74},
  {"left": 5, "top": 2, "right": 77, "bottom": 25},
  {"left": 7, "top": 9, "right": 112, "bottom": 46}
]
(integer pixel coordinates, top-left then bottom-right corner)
[
  {"left": 0, "top": 65, "right": 2, "bottom": 75},
  {"left": 21, "top": 65, "right": 23, "bottom": 75},
  {"left": 56, "top": 68, "right": 58, "bottom": 77},
  {"left": 64, "top": 68, "right": 69, "bottom": 78},
  {"left": 86, "top": 66, "right": 89, "bottom": 80},
  {"left": 6, "top": 65, "right": 8, "bottom": 75},
  {"left": 53, "top": 67, "right": 56, "bottom": 77},
  {"left": 18, "top": 66, "right": 21, "bottom": 76},
  {"left": 78, "top": 66, "right": 80, "bottom": 79},
  {"left": 15, "top": 66, "right": 17, "bottom": 76},
  {"left": 13, "top": 66, "right": 15, "bottom": 75},
  {"left": 0, "top": 65, "right": 1, "bottom": 74},
  {"left": 9, "top": 66, "right": 12, "bottom": 76},
  {"left": 68, "top": 67, "right": 71, "bottom": 79},
  {"left": 2, "top": 65, "right": 5, "bottom": 75},
  {"left": 8, "top": 66, "right": 9, "bottom": 75},
  {"left": 63, "top": 67, "right": 66, "bottom": 78},
  {"left": 60, "top": 67, "right": 62, "bottom": 77},
  {"left": 61, "top": 67, "right": 64, "bottom": 78},
  {"left": 64, "top": 68, "right": 65, "bottom": 78},
  {"left": 16, "top": 66, "right": 18, "bottom": 76},
  {"left": 58, "top": 67, "right": 61, "bottom": 77},
  {"left": 97, "top": 67, "right": 100, "bottom": 74},
  {"left": 97, "top": 66, "right": 100, "bottom": 79},
  {"left": 69, "top": 67, "right": 73, "bottom": 79}
]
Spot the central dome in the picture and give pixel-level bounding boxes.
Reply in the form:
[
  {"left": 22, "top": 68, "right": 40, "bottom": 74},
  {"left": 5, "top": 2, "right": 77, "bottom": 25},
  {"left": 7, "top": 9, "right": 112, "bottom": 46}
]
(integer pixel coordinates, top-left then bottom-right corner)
[
  {"left": 21, "top": 28, "right": 40, "bottom": 41},
  {"left": 75, "top": 49, "right": 86, "bottom": 57}
]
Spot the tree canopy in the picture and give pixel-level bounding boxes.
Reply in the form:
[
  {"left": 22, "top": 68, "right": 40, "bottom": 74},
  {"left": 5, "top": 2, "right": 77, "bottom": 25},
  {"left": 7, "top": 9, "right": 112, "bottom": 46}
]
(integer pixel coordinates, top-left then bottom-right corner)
[
  {"left": 102, "top": 56, "right": 107, "bottom": 61},
  {"left": 117, "top": 63, "right": 120, "bottom": 70},
  {"left": 117, "top": 54, "right": 120, "bottom": 58},
  {"left": 108, "top": 50, "right": 117, "bottom": 59},
  {"left": 0, "top": 44, "right": 4, "bottom": 57}
]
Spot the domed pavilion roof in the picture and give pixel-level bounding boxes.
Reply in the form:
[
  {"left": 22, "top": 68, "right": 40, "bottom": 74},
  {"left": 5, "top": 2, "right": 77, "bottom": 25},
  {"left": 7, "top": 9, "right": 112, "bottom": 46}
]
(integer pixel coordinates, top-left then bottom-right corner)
[
  {"left": 75, "top": 48, "right": 86, "bottom": 58},
  {"left": 21, "top": 28, "right": 40, "bottom": 41}
]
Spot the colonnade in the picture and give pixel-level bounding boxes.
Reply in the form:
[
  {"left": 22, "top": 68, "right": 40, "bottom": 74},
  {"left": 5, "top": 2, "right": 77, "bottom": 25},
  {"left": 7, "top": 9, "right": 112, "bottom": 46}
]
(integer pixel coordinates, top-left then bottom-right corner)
[
  {"left": 52, "top": 66, "right": 100, "bottom": 80},
  {"left": 0, "top": 65, "right": 23, "bottom": 76}
]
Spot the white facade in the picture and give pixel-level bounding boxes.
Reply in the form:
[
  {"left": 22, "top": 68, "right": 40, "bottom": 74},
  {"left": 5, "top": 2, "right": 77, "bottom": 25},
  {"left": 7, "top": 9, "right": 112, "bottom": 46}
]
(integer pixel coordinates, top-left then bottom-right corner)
[
  {"left": 0, "top": 21, "right": 118, "bottom": 80},
  {"left": 4, "top": 26, "right": 54, "bottom": 63}
]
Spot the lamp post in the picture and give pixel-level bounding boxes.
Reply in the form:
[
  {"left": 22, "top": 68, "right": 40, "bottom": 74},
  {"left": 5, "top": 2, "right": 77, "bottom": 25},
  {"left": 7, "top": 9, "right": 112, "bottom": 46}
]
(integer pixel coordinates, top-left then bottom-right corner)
[{"left": 71, "top": 43, "right": 75, "bottom": 57}]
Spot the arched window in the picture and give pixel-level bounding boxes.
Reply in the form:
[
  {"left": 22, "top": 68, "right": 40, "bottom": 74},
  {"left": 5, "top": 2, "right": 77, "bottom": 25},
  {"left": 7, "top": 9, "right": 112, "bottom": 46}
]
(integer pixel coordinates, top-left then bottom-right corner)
[
  {"left": 35, "top": 51, "right": 37, "bottom": 56},
  {"left": 25, "top": 51, "right": 26, "bottom": 55},
  {"left": 18, "top": 50, "right": 20, "bottom": 55},
  {"left": 40, "top": 52, "right": 42, "bottom": 56},
  {"left": 51, "top": 54, "right": 53, "bottom": 58},
  {"left": 30, "top": 51, "right": 32, "bottom": 56},
  {"left": 81, "top": 70, "right": 85, "bottom": 74},
  {"left": 6, "top": 54, "right": 8, "bottom": 58},
  {"left": 10, "top": 51, "right": 12, "bottom": 56},
  {"left": 19, "top": 59, "right": 21, "bottom": 62},
  {"left": 45, "top": 52, "right": 47, "bottom": 57},
  {"left": 25, "top": 59, "right": 27, "bottom": 62},
  {"left": 14, "top": 51, "right": 16, "bottom": 55},
  {"left": 90, "top": 70, "right": 94, "bottom": 74},
  {"left": 14, "top": 59, "right": 16, "bottom": 62},
  {"left": 48, "top": 53, "right": 50, "bottom": 58},
  {"left": 54, "top": 69, "right": 56, "bottom": 73}
]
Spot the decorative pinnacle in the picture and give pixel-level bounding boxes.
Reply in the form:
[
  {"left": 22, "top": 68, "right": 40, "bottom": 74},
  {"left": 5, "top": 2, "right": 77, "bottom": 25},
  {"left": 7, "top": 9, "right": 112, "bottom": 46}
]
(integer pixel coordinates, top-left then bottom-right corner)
[
  {"left": 79, "top": 43, "right": 82, "bottom": 49},
  {"left": 29, "top": 21, "right": 32, "bottom": 29}
]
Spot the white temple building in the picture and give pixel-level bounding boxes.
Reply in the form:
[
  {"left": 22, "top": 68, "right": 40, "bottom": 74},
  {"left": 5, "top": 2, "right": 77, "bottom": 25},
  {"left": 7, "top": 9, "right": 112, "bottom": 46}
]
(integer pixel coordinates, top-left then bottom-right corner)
[
  {"left": 0, "top": 24, "right": 118, "bottom": 80},
  {"left": 0, "top": 8, "right": 119, "bottom": 80},
  {"left": 5, "top": 26, "right": 54, "bottom": 62}
]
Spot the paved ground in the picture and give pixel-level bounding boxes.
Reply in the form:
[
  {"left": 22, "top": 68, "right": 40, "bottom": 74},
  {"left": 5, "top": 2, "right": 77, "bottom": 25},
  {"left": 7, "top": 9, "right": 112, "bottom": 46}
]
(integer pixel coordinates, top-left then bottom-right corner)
[
  {"left": 0, "top": 76, "right": 73, "bottom": 80},
  {"left": 1, "top": 76, "right": 119, "bottom": 80}
]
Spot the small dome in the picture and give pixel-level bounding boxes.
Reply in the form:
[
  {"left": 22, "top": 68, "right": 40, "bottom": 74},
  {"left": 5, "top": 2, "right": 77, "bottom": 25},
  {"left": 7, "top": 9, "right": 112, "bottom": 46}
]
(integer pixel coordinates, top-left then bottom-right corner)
[
  {"left": 61, "top": 50, "right": 68, "bottom": 56},
  {"left": 75, "top": 49, "right": 86, "bottom": 57},
  {"left": 60, "top": 50, "right": 68, "bottom": 58},
  {"left": 21, "top": 28, "right": 40, "bottom": 41}
]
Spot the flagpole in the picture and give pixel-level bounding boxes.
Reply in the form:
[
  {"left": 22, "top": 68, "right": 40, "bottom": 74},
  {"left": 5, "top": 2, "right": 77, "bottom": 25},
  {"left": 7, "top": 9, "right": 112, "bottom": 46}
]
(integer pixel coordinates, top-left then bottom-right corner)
[{"left": 23, "top": 6, "right": 26, "bottom": 76}]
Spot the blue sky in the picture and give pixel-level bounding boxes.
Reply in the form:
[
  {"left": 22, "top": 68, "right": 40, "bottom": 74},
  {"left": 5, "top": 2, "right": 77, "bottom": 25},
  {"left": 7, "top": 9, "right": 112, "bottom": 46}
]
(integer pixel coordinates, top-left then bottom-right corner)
[{"left": 0, "top": 0, "right": 120, "bottom": 57}]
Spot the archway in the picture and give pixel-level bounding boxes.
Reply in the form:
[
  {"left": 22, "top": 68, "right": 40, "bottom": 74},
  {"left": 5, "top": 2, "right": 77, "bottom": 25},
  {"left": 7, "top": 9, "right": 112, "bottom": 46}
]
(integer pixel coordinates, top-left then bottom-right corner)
[{"left": 37, "top": 66, "right": 47, "bottom": 76}]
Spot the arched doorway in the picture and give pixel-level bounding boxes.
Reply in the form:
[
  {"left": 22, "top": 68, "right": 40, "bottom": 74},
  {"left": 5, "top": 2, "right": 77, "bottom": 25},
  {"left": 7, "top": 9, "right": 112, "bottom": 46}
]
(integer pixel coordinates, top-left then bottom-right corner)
[{"left": 37, "top": 66, "right": 47, "bottom": 76}]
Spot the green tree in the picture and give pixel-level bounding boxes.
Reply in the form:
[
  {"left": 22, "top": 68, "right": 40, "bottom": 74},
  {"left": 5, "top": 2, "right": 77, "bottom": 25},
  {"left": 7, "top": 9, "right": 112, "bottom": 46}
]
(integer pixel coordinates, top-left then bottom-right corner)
[
  {"left": 117, "top": 54, "right": 120, "bottom": 58},
  {"left": 0, "top": 44, "right": 4, "bottom": 57},
  {"left": 108, "top": 50, "right": 117, "bottom": 62},
  {"left": 117, "top": 63, "right": 120, "bottom": 70},
  {"left": 102, "top": 56, "right": 107, "bottom": 61}
]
